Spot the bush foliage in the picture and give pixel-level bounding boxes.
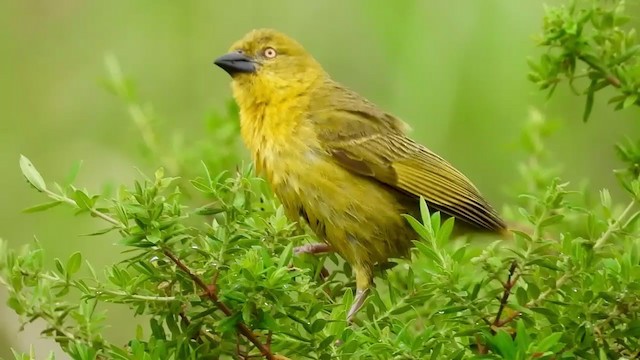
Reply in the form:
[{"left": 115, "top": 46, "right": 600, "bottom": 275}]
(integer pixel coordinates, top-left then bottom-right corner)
[{"left": 2, "top": 0, "right": 640, "bottom": 359}]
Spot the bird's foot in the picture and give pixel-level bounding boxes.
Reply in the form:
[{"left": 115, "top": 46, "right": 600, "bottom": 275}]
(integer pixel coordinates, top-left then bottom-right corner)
[
  {"left": 293, "top": 243, "right": 333, "bottom": 255},
  {"left": 334, "top": 291, "right": 369, "bottom": 347},
  {"left": 293, "top": 243, "right": 333, "bottom": 285},
  {"left": 346, "top": 288, "right": 370, "bottom": 324}
]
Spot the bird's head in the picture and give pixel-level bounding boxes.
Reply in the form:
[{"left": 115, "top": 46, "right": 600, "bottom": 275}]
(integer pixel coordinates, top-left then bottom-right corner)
[{"left": 214, "top": 29, "right": 325, "bottom": 103}]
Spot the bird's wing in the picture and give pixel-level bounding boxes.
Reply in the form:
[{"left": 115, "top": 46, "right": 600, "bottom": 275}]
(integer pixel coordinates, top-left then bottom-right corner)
[{"left": 312, "top": 89, "right": 505, "bottom": 232}]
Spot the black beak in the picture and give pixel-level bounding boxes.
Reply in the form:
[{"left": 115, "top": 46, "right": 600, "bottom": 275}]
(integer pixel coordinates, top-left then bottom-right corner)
[{"left": 214, "top": 51, "right": 256, "bottom": 76}]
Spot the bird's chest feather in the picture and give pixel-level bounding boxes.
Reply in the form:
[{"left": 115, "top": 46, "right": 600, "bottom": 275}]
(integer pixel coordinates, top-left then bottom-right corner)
[{"left": 238, "top": 99, "right": 320, "bottom": 193}]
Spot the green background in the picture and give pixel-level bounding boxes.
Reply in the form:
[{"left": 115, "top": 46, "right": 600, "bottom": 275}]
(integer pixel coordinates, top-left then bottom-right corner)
[{"left": 1, "top": 1, "right": 638, "bottom": 357}]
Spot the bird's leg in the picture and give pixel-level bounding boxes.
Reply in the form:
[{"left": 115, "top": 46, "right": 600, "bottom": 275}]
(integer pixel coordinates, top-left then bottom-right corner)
[
  {"left": 347, "top": 288, "right": 370, "bottom": 323},
  {"left": 347, "top": 266, "right": 373, "bottom": 323},
  {"left": 293, "top": 243, "right": 333, "bottom": 255}
]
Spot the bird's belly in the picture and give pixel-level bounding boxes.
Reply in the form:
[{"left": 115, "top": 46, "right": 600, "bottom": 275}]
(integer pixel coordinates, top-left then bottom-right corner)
[{"left": 269, "top": 156, "right": 417, "bottom": 266}]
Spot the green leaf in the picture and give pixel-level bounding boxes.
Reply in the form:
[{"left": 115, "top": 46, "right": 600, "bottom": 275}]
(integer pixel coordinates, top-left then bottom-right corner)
[
  {"left": 490, "top": 330, "right": 516, "bottom": 358},
  {"left": 277, "top": 241, "right": 294, "bottom": 269},
  {"left": 583, "top": 85, "right": 595, "bottom": 122},
  {"left": 19, "top": 155, "right": 47, "bottom": 192},
  {"left": 403, "top": 215, "right": 431, "bottom": 241},
  {"left": 82, "top": 227, "right": 117, "bottom": 236},
  {"left": 342, "top": 288, "right": 354, "bottom": 318},
  {"left": 438, "top": 305, "right": 467, "bottom": 314},
  {"left": 436, "top": 217, "right": 454, "bottom": 246},
  {"left": 64, "top": 160, "right": 83, "bottom": 186},
  {"left": 418, "top": 197, "right": 433, "bottom": 234},
  {"left": 430, "top": 211, "right": 441, "bottom": 234},
  {"left": 194, "top": 204, "right": 225, "bottom": 215},
  {"left": 451, "top": 244, "right": 468, "bottom": 262},
  {"left": 534, "top": 332, "right": 563, "bottom": 352},
  {"left": 622, "top": 94, "right": 638, "bottom": 109},
  {"left": 515, "top": 319, "right": 530, "bottom": 353},
  {"left": 66, "top": 252, "right": 82, "bottom": 275},
  {"left": 530, "top": 307, "right": 558, "bottom": 322},
  {"left": 22, "top": 201, "right": 63, "bottom": 213},
  {"left": 539, "top": 214, "right": 564, "bottom": 227},
  {"left": 54, "top": 258, "right": 65, "bottom": 275},
  {"left": 74, "top": 190, "right": 94, "bottom": 210},
  {"left": 413, "top": 241, "right": 443, "bottom": 268},
  {"left": 610, "top": 45, "right": 640, "bottom": 65},
  {"left": 310, "top": 319, "right": 326, "bottom": 333}
]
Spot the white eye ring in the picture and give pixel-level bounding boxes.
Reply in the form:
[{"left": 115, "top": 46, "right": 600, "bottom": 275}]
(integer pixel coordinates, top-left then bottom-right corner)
[{"left": 263, "top": 47, "right": 277, "bottom": 59}]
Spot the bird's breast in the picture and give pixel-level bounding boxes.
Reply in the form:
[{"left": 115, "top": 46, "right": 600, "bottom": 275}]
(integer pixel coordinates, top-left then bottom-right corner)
[
  {"left": 238, "top": 98, "right": 318, "bottom": 187},
  {"left": 237, "top": 98, "right": 415, "bottom": 265}
]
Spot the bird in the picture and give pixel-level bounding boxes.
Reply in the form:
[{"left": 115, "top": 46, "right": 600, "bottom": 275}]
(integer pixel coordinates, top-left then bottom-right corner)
[{"left": 213, "top": 28, "right": 507, "bottom": 323}]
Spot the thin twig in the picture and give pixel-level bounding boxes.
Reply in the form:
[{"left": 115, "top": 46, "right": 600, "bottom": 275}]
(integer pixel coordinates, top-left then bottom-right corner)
[
  {"left": 162, "top": 249, "right": 275, "bottom": 360},
  {"left": 44, "top": 190, "right": 126, "bottom": 229},
  {"left": 594, "top": 200, "right": 636, "bottom": 250},
  {"left": 492, "top": 261, "right": 519, "bottom": 329},
  {"left": 96, "top": 289, "right": 177, "bottom": 302},
  {"left": 577, "top": 55, "right": 622, "bottom": 88},
  {"left": 496, "top": 273, "right": 572, "bottom": 326},
  {"left": 475, "top": 334, "right": 488, "bottom": 355}
]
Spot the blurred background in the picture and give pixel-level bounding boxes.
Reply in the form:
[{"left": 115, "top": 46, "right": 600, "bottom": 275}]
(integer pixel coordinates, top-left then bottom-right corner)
[{"left": 1, "top": 0, "right": 638, "bottom": 358}]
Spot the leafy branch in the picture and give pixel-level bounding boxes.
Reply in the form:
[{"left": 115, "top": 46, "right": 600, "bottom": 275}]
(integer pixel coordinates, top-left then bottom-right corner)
[{"left": 529, "top": 0, "right": 640, "bottom": 121}]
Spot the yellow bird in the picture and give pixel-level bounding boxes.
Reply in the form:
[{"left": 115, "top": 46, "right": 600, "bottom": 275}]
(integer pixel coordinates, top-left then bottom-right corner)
[{"left": 214, "top": 29, "right": 507, "bottom": 322}]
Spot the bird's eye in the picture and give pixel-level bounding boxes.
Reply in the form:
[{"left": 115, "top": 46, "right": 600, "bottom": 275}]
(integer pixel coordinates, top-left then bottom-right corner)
[{"left": 263, "top": 47, "right": 277, "bottom": 59}]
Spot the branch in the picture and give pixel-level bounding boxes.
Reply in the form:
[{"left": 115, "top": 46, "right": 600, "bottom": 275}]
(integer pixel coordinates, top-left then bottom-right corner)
[
  {"left": 594, "top": 199, "right": 637, "bottom": 250},
  {"left": 577, "top": 55, "right": 622, "bottom": 88},
  {"left": 38, "top": 186, "right": 281, "bottom": 358},
  {"left": 162, "top": 249, "right": 276, "bottom": 360},
  {"left": 492, "top": 261, "right": 519, "bottom": 329},
  {"left": 496, "top": 273, "right": 572, "bottom": 326},
  {"left": 43, "top": 189, "right": 125, "bottom": 229}
]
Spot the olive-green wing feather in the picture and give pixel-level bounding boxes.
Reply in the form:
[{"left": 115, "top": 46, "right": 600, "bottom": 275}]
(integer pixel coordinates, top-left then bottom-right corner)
[{"left": 312, "top": 84, "right": 506, "bottom": 232}]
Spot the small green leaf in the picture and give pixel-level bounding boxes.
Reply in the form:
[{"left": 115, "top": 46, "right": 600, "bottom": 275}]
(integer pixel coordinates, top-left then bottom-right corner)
[
  {"left": 310, "top": 319, "right": 326, "bottom": 333},
  {"left": 534, "top": 332, "right": 563, "bottom": 352},
  {"left": 622, "top": 94, "right": 638, "bottom": 109},
  {"left": 583, "top": 86, "right": 595, "bottom": 122},
  {"left": 19, "top": 155, "right": 47, "bottom": 192},
  {"left": 54, "top": 258, "right": 65, "bottom": 275},
  {"left": 610, "top": 45, "right": 640, "bottom": 64},
  {"left": 74, "top": 190, "right": 94, "bottom": 210},
  {"left": 530, "top": 307, "right": 558, "bottom": 321},
  {"left": 418, "top": 197, "right": 433, "bottom": 234},
  {"left": 22, "top": 201, "right": 63, "bottom": 213},
  {"left": 277, "top": 241, "right": 294, "bottom": 269},
  {"left": 539, "top": 214, "right": 564, "bottom": 227},
  {"left": 194, "top": 204, "right": 225, "bottom": 215},
  {"left": 489, "top": 330, "right": 516, "bottom": 358},
  {"left": 64, "top": 160, "right": 83, "bottom": 186},
  {"left": 515, "top": 320, "right": 530, "bottom": 353},
  {"left": 438, "top": 305, "right": 467, "bottom": 314},
  {"left": 83, "top": 227, "right": 116, "bottom": 236},
  {"left": 66, "top": 252, "right": 82, "bottom": 275},
  {"left": 436, "top": 217, "right": 455, "bottom": 246},
  {"left": 413, "top": 241, "right": 443, "bottom": 268},
  {"left": 403, "top": 215, "right": 431, "bottom": 241}
]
